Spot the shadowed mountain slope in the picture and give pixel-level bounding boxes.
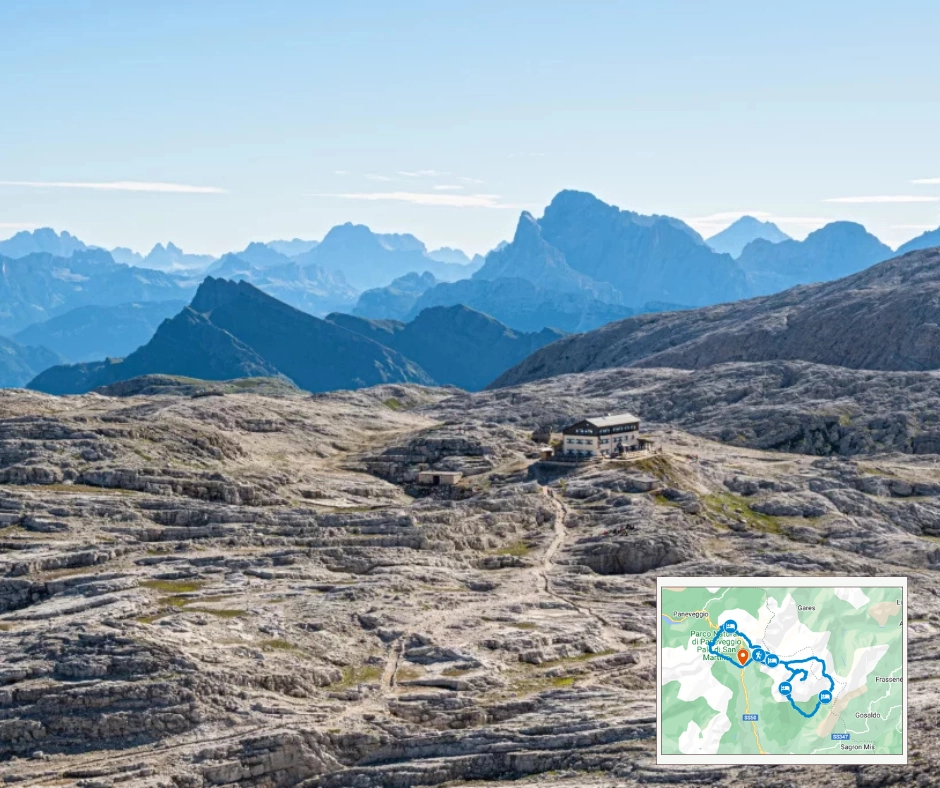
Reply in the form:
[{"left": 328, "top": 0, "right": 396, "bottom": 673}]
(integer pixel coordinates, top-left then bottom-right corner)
[
  {"left": 28, "top": 278, "right": 433, "bottom": 395},
  {"left": 492, "top": 247, "right": 940, "bottom": 387},
  {"left": 327, "top": 304, "right": 564, "bottom": 390}
]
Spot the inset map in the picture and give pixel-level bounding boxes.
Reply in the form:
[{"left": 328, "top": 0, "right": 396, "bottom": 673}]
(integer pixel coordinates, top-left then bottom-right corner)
[{"left": 658, "top": 579, "right": 906, "bottom": 764}]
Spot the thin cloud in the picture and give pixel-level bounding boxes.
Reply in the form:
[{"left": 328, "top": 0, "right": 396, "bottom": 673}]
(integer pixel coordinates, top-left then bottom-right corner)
[
  {"left": 825, "top": 195, "right": 940, "bottom": 204},
  {"left": 911, "top": 178, "right": 940, "bottom": 185},
  {"left": 365, "top": 174, "right": 395, "bottom": 182},
  {"left": 313, "top": 191, "right": 513, "bottom": 208},
  {"left": 458, "top": 177, "right": 484, "bottom": 184},
  {"left": 0, "top": 221, "right": 38, "bottom": 230},
  {"left": 333, "top": 170, "right": 350, "bottom": 176},
  {"left": 0, "top": 180, "right": 227, "bottom": 194},
  {"left": 433, "top": 184, "right": 464, "bottom": 191},
  {"left": 396, "top": 169, "right": 448, "bottom": 178}
]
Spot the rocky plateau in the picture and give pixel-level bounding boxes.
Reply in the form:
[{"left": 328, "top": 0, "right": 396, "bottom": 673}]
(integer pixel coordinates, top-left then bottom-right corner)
[{"left": 0, "top": 366, "right": 938, "bottom": 787}]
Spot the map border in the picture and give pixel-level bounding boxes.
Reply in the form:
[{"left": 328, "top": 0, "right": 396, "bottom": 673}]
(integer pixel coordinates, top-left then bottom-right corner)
[{"left": 656, "top": 576, "right": 908, "bottom": 765}]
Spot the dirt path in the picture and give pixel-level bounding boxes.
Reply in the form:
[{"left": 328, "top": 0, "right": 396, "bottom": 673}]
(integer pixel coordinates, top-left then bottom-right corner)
[{"left": 540, "top": 488, "right": 624, "bottom": 647}]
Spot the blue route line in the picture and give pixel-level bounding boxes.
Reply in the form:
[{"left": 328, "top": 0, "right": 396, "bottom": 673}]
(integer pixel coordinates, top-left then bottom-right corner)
[{"left": 707, "top": 620, "right": 835, "bottom": 719}]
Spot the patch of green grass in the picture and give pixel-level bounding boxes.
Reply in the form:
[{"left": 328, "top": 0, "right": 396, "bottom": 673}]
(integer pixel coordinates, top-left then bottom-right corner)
[
  {"left": 629, "top": 455, "right": 683, "bottom": 487},
  {"left": 493, "top": 541, "right": 530, "bottom": 557},
  {"left": 140, "top": 579, "right": 206, "bottom": 594},
  {"left": 383, "top": 397, "right": 403, "bottom": 411},
  {"left": 537, "top": 649, "right": 616, "bottom": 668},
  {"left": 702, "top": 491, "right": 783, "bottom": 535},
  {"left": 417, "top": 583, "right": 465, "bottom": 593},
  {"left": 512, "top": 675, "right": 577, "bottom": 696},
  {"left": 260, "top": 638, "right": 298, "bottom": 651},
  {"left": 395, "top": 665, "right": 423, "bottom": 682},
  {"left": 187, "top": 607, "right": 246, "bottom": 619},
  {"left": 32, "top": 483, "right": 135, "bottom": 496},
  {"left": 653, "top": 493, "right": 682, "bottom": 508},
  {"left": 135, "top": 613, "right": 166, "bottom": 625},
  {"left": 329, "top": 664, "right": 383, "bottom": 690}
]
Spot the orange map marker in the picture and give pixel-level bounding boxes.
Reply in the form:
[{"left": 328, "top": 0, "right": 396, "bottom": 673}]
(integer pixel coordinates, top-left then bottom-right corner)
[{"left": 737, "top": 648, "right": 749, "bottom": 665}]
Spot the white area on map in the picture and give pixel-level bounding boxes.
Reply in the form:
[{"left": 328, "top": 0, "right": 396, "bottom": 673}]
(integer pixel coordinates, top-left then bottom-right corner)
[
  {"left": 838, "top": 644, "right": 889, "bottom": 698},
  {"left": 663, "top": 641, "right": 733, "bottom": 715},
  {"left": 761, "top": 595, "right": 831, "bottom": 662},
  {"left": 835, "top": 587, "right": 870, "bottom": 610},
  {"left": 679, "top": 714, "right": 732, "bottom": 754},
  {"left": 706, "top": 587, "right": 719, "bottom": 593}
]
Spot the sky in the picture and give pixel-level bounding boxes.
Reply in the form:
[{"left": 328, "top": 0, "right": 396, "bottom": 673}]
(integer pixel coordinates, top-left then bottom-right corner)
[{"left": 1, "top": 0, "right": 939, "bottom": 256}]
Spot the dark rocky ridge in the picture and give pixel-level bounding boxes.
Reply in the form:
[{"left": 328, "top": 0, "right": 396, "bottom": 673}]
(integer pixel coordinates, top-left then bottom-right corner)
[
  {"left": 28, "top": 278, "right": 432, "bottom": 395},
  {"left": 327, "top": 306, "right": 564, "bottom": 390},
  {"left": 493, "top": 247, "right": 940, "bottom": 388}
]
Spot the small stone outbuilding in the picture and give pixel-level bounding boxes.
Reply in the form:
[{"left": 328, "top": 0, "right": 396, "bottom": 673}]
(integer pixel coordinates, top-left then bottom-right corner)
[{"left": 417, "top": 470, "right": 463, "bottom": 486}]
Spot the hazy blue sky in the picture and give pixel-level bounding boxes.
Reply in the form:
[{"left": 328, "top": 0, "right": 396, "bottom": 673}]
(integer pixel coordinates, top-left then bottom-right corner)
[{"left": 1, "top": 1, "right": 939, "bottom": 254}]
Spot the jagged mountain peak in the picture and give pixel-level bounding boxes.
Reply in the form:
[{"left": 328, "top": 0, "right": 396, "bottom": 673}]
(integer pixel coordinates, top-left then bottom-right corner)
[{"left": 706, "top": 216, "right": 790, "bottom": 257}]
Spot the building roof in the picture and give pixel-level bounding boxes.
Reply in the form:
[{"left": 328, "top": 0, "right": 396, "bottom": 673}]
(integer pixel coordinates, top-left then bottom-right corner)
[{"left": 583, "top": 413, "right": 640, "bottom": 428}]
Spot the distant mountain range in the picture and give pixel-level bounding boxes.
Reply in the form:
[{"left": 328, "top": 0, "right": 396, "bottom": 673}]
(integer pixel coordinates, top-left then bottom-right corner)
[
  {"left": 5, "top": 203, "right": 940, "bottom": 390},
  {"left": 207, "top": 252, "right": 358, "bottom": 314},
  {"left": 492, "top": 246, "right": 940, "bottom": 388},
  {"left": 706, "top": 216, "right": 791, "bottom": 257},
  {"left": 353, "top": 272, "right": 439, "bottom": 320},
  {"left": 265, "top": 238, "right": 319, "bottom": 257},
  {"left": 0, "top": 337, "right": 63, "bottom": 388},
  {"left": 472, "top": 191, "right": 747, "bottom": 310},
  {"left": 291, "top": 223, "right": 481, "bottom": 290},
  {"left": 0, "top": 228, "right": 88, "bottom": 258},
  {"left": 405, "top": 276, "right": 640, "bottom": 333},
  {"left": 427, "top": 247, "right": 486, "bottom": 267},
  {"left": 738, "top": 221, "right": 893, "bottom": 296},
  {"left": 13, "top": 300, "right": 186, "bottom": 362},
  {"left": 28, "top": 278, "right": 558, "bottom": 394},
  {"left": 0, "top": 249, "right": 191, "bottom": 335},
  {"left": 897, "top": 227, "right": 940, "bottom": 256},
  {"left": 111, "top": 242, "right": 216, "bottom": 272}
]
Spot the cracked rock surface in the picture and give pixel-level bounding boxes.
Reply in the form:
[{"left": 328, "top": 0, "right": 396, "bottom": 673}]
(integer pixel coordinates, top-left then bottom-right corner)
[{"left": 0, "top": 376, "right": 937, "bottom": 787}]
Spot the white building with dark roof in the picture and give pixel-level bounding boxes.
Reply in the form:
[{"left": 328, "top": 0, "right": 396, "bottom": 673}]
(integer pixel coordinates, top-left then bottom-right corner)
[{"left": 561, "top": 413, "right": 640, "bottom": 458}]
